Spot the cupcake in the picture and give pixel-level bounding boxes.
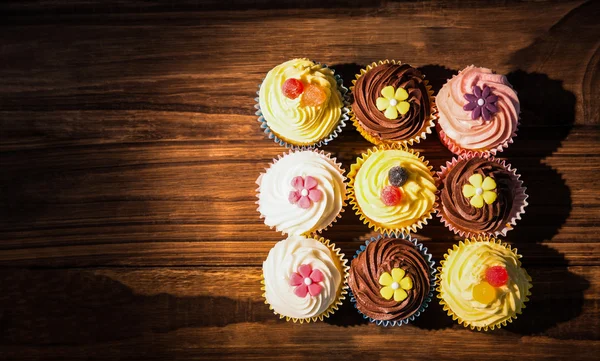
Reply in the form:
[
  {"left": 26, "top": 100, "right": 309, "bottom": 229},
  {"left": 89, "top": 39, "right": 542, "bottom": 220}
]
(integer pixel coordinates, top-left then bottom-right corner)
[
  {"left": 436, "top": 65, "right": 520, "bottom": 156},
  {"left": 256, "top": 58, "right": 348, "bottom": 148},
  {"left": 351, "top": 60, "right": 435, "bottom": 146},
  {"left": 436, "top": 154, "right": 528, "bottom": 238},
  {"left": 348, "top": 144, "right": 437, "bottom": 234},
  {"left": 262, "top": 235, "right": 349, "bottom": 323},
  {"left": 437, "top": 238, "right": 532, "bottom": 331},
  {"left": 256, "top": 149, "right": 346, "bottom": 236},
  {"left": 348, "top": 233, "right": 435, "bottom": 326}
]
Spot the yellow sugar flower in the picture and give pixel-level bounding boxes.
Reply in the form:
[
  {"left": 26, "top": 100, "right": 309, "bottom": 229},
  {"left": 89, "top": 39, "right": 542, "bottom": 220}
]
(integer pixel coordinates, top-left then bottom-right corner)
[
  {"left": 379, "top": 267, "right": 413, "bottom": 302},
  {"left": 462, "top": 174, "right": 497, "bottom": 208},
  {"left": 376, "top": 86, "right": 410, "bottom": 120}
]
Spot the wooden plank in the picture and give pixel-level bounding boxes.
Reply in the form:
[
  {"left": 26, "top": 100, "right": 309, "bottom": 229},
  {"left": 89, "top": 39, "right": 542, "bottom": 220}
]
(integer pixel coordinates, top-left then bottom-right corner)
[{"left": 0, "top": 266, "right": 597, "bottom": 360}]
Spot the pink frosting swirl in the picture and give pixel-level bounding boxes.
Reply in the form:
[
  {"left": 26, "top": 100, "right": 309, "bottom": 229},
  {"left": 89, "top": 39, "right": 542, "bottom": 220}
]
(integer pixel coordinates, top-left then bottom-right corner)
[{"left": 437, "top": 66, "right": 519, "bottom": 151}]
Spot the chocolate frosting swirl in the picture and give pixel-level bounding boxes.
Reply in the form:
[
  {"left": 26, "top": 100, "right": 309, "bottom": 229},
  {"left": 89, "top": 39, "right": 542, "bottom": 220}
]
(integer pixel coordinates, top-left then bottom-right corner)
[
  {"left": 440, "top": 157, "right": 515, "bottom": 233},
  {"left": 352, "top": 63, "right": 431, "bottom": 141},
  {"left": 348, "top": 237, "right": 430, "bottom": 321}
]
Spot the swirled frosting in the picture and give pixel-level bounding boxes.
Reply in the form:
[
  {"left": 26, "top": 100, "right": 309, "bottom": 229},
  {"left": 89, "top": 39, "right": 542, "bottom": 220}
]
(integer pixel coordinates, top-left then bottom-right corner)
[
  {"left": 437, "top": 66, "right": 520, "bottom": 150},
  {"left": 354, "top": 149, "right": 436, "bottom": 229},
  {"left": 257, "top": 151, "right": 345, "bottom": 235},
  {"left": 259, "top": 59, "right": 344, "bottom": 145},
  {"left": 352, "top": 63, "right": 431, "bottom": 141},
  {"left": 439, "top": 241, "right": 531, "bottom": 328},
  {"left": 440, "top": 157, "right": 515, "bottom": 234},
  {"left": 263, "top": 236, "right": 344, "bottom": 319},
  {"left": 349, "top": 237, "right": 430, "bottom": 321}
]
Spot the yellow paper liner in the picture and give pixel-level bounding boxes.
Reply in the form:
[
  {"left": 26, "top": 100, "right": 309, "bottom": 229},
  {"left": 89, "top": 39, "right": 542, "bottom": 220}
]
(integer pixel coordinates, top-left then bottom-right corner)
[
  {"left": 434, "top": 154, "right": 528, "bottom": 238},
  {"left": 349, "top": 59, "right": 437, "bottom": 147},
  {"left": 261, "top": 236, "right": 350, "bottom": 323},
  {"left": 255, "top": 149, "right": 347, "bottom": 236},
  {"left": 436, "top": 237, "right": 533, "bottom": 331},
  {"left": 347, "top": 144, "right": 437, "bottom": 235}
]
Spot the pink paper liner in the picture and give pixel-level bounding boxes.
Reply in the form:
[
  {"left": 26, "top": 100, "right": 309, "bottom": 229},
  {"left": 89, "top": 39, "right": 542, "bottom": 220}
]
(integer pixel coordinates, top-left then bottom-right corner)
[
  {"left": 255, "top": 149, "right": 347, "bottom": 236},
  {"left": 435, "top": 154, "right": 528, "bottom": 238},
  {"left": 436, "top": 122, "right": 518, "bottom": 158}
]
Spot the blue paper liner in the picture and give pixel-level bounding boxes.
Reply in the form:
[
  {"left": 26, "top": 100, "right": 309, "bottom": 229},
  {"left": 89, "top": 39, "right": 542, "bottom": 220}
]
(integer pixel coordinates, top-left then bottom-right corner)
[
  {"left": 349, "top": 232, "right": 436, "bottom": 327},
  {"left": 254, "top": 62, "right": 349, "bottom": 149}
]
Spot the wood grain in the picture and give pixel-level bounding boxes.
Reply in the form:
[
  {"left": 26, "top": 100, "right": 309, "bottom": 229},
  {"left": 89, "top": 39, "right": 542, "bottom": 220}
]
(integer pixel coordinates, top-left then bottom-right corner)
[{"left": 0, "top": 0, "right": 599, "bottom": 360}]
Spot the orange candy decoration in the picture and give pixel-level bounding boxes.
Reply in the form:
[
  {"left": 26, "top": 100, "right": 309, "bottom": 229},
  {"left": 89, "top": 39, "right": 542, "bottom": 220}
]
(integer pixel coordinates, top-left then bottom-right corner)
[{"left": 301, "top": 84, "right": 327, "bottom": 107}]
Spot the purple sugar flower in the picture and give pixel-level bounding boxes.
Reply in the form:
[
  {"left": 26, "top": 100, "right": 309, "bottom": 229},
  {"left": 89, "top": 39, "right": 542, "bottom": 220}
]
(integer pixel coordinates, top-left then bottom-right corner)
[{"left": 463, "top": 85, "right": 498, "bottom": 121}]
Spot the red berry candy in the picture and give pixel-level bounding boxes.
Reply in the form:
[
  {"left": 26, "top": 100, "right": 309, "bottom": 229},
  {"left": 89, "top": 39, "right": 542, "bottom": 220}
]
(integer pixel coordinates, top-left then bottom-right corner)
[
  {"left": 485, "top": 266, "right": 509, "bottom": 287},
  {"left": 282, "top": 78, "right": 304, "bottom": 99},
  {"left": 381, "top": 185, "right": 402, "bottom": 206}
]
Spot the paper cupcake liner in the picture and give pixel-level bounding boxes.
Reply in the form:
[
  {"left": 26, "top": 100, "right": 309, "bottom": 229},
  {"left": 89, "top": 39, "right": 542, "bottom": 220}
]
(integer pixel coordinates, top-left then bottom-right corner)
[
  {"left": 349, "top": 232, "right": 436, "bottom": 327},
  {"left": 435, "top": 154, "right": 528, "bottom": 238},
  {"left": 255, "top": 149, "right": 347, "bottom": 236},
  {"left": 254, "top": 61, "right": 349, "bottom": 149},
  {"left": 347, "top": 144, "right": 437, "bottom": 235},
  {"left": 349, "top": 59, "right": 436, "bottom": 147},
  {"left": 261, "top": 236, "right": 350, "bottom": 323},
  {"left": 436, "top": 237, "right": 533, "bottom": 331}
]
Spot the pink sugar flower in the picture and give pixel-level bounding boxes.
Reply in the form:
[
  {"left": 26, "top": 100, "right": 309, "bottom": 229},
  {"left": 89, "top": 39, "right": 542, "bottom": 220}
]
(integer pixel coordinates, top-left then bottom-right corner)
[
  {"left": 289, "top": 264, "right": 324, "bottom": 298},
  {"left": 288, "top": 176, "right": 323, "bottom": 209}
]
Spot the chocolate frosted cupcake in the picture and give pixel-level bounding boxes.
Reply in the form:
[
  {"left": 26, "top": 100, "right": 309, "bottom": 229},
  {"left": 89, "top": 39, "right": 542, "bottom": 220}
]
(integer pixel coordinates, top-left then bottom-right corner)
[
  {"left": 348, "top": 233, "right": 435, "bottom": 326},
  {"left": 436, "top": 155, "right": 528, "bottom": 238},
  {"left": 351, "top": 60, "right": 435, "bottom": 146}
]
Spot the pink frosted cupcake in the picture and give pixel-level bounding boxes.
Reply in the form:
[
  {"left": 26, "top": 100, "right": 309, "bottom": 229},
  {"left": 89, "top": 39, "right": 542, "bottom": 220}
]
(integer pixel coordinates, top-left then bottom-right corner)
[{"left": 436, "top": 66, "right": 520, "bottom": 156}]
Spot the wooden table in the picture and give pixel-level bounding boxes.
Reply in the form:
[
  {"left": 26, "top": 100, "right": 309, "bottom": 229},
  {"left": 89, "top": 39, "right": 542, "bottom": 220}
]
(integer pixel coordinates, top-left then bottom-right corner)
[{"left": 1, "top": 1, "right": 599, "bottom": 359}]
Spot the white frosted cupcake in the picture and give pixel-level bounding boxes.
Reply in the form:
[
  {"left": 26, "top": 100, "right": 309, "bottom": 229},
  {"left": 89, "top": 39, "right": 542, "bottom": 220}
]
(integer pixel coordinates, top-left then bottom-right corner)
[
  {"left": 262, "top": 235, "right": 349, "bottom": 323},
  {"left": 256, "top": 150, "right": 346, "bottom": 236}
]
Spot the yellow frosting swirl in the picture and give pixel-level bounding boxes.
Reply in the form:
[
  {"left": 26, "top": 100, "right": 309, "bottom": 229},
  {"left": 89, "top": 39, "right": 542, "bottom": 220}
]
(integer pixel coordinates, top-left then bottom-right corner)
[
  {"left": 353, "top": 149, "right": 436, "bottom": 229},
  {"left": 439, "top": 240, "right": 532, "bottom": 329},
  {"left": 259, "top": 59, "right": 344, "bottom": 145}
]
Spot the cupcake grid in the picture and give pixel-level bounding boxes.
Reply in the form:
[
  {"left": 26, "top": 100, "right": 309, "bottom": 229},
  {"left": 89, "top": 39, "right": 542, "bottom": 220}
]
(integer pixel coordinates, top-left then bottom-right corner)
[{"left": 255, "top": 59, "right": 530, "bottom": 331}]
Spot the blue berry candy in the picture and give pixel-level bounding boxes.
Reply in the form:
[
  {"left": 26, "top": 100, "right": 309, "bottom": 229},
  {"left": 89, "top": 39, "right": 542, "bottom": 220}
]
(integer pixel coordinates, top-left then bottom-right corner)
[{"left": 389, "top": 166, "right": 408, "bottom": 187}]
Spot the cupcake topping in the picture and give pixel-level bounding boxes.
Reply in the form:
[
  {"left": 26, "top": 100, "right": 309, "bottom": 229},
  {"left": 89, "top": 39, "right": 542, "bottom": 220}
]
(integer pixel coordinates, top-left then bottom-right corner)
[
  {"left": 282, "top": 78, "right": 304, "bottom": 99},
  {"left": 463, "top": 85, "right": 499, "bottom": 121},
  {"left": 485, "top": 265, "right": 509, "bottom": 287},
  {"left": 462, "top": 173, "right": 497, "bottom": 208},
  {"left": 301, "top": 83, "right": 327, "bottom": 107},
  {"left": 376, "top": 86, "right": 410, "bottom": 120},
  {"left": 388, "top": 166, "right": 408, "bottom": 187},
  {"left": 379, "top": 267, "right": 413, "bottom": 302},
  {"left": 288, "top": 175, "right": 323, "bottom": 209},
  {"left": 472, "top": 281, "right": 497, "bottom": 304},
  {"left": 380, "top": 185, "right": 403, "bottom": 206},
  {"left": 289, "top": 263, "right": 324, "bottom": 298}
]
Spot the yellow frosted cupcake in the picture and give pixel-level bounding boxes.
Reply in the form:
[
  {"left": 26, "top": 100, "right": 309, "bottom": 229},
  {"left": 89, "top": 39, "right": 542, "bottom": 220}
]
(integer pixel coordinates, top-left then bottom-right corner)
[
  {"left": 348, "top": 144, "right": 437, "bottom": 234},
  {"left": 437, "top": 238, "right": 532, "bottom": 331},
  {"left": 256, "top": 58, "right": 348, "bottom": 148}
]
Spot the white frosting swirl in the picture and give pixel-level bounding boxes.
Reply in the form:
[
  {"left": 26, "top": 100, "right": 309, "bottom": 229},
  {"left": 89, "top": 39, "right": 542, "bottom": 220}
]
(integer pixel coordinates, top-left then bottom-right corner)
[
  {"left": 437, "top": 66, "right": 520, "bottom": 150},
  {"left": 257, "top": 151, "right": 345, "bottom": 235},
  {"left": 263, "top": 236, "right": 343, "bottom": 319}
]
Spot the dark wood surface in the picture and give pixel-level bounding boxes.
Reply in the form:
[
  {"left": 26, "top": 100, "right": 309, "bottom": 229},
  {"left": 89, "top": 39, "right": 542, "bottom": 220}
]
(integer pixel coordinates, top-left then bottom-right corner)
[{"left": 1, "top": 1, "right": 599, "bottom": 360}]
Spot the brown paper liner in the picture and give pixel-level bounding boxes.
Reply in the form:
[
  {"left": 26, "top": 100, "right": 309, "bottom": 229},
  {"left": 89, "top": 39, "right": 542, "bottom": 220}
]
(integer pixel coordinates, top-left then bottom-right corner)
[
  {"left": 349, "top": 60, "right": 436, "bottom": 147},
  {"left": 437, "top": 237, "right": 533, "bottom": 331},
  {"left": 261, "top": 236, "right": 350, "bottom": 323},
  {"left": 347, "top": 144, "right": 437, "bottom": 235},
  {"left": 434, "top": 154, "right": 528, "bottom": 238},
  {"left": 255, "top": 149, "right": 347, "bottom": 236}
]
